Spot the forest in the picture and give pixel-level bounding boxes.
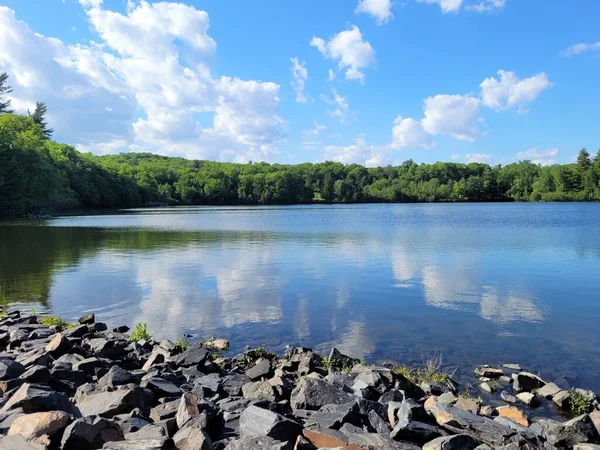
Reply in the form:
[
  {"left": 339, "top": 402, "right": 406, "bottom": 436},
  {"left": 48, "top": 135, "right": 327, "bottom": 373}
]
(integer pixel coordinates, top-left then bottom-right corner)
[{"left": 1, "top": 73, "right": 600, "bottom": 216}]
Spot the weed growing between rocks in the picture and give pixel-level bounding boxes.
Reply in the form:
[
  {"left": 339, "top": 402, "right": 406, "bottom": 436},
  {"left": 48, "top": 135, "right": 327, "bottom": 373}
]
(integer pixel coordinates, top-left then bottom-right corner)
[
  {"left": 129, "top": 322, "right": 152, "bottom": 342},
  {"left": 569, "top": 389, "right": 595, "bottom": 415},
  {"left": 175, "top": 337, "right": 190, "bottom": 351},
  {"left": 38, "top": 316, "right": 78, "bottom": 330}
]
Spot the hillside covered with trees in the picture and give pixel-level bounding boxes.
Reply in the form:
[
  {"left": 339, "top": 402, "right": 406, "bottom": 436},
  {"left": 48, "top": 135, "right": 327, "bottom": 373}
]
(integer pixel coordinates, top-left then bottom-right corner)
[{"left": 1, "top": 73, "right": 600, "bottom": 217}]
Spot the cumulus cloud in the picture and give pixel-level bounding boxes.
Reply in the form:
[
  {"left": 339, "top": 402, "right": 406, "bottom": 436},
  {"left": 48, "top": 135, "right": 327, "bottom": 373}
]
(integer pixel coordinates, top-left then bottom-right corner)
[
  {"left": 561, "top": 41, "right": 600, "bottom": 57},
  {"left": 355, "top": 0, "right": 394, "bottom": 24},
  {"left": 514, "top": 148, "right": 559, "bottom": 166},
  {"left": 327, "top": 69, "right": 336, "bottom": 82},
  {"left": 480, "top": 70, "right": 551, "bottom": 111},
  {"left": 418, "top": 0, "right": 506, "bottom": 13},
  {"left": 290, "top": 57, "right": 308, "bottom": 103},
  {"left": 324, "top": 137, "right": 391, "bottom": 167},
  {"left": 320, "top": 88, "right": 352, "bottom": 124},
  {"left": 390, "top": 116, "right": 434, "bottom": 149},
  {"left": 422, "top": 94, "right": 483, "bottom": 142},
  {"left": 0, "top": 2, "right": 284, "bottom": 162},
  {"left": 451, "top": 153, "right": 492, "bottom": 163},
  {"left": 465, "top": 0, "right": 506, "bottom": 12},
  {"left": 310, "top": 26, "right": 375, "bottom": 83},
  {"left": 417, "top": 0, "right": 463, "bottom": 13}
]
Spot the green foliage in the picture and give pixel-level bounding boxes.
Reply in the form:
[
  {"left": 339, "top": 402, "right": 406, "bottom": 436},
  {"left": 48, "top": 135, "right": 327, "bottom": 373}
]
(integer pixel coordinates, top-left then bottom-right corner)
[
  {"left": 30, "top": 307, "right": 37, "bottom": 316},
  {"left": 39, "top": 315, "right": 77, "bottom": 330},
  {"left": 244, "top": 345, "right": 277, "bottom": 364},
  {"left": 569, "top": 390, "right": 595, "bottom": 415},
  {"left": 321, "top": 356, "right": 355, "bottom": 374},
  {"left": 29, "top": 102, "right": 54, "bottom": 138},
  {"left": 0, "top": 72, "right": 13, "bottom": 114},
  {"left": 459, "top": 389, "right": 483, "bottom": 403},
  {"left": 175, "top": 337, "right": 190, "bottom": 351},
  {"left": 392, "top": 353, "right": 448, "bottom": 385},
  {"left": 130, "top": 322, "right": 152, "bottom": 342}
]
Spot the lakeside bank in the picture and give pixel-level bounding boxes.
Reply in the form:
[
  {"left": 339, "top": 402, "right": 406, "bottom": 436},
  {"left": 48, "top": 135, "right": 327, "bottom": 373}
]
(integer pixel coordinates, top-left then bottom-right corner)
[{"left": 0, "top": 309, "right": 599, "bottom": 449}]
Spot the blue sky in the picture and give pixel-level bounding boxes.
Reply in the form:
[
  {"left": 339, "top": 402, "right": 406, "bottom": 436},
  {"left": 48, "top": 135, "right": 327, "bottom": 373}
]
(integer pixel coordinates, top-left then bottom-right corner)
[{"left": 0, "top": 0, "right": 599, "bottom": 166}]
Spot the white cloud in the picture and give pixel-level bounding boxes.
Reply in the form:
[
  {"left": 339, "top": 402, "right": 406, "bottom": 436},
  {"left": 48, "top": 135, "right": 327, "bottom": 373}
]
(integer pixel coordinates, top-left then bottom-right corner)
[
  {"left": 390, "top": 116, "right": 434, "bottom": 149},
  {"left": 417, "top": 0, "right": 463, "bottom": 13},
  {"left": 561, "top": 42, "right": 600, "bottom": 57},
  {"left": 290, "top": 57, "right": 308, "bottom": 103},
  {"left": 0, "top": 2, "right": 284, "bottom": 162},
  {"left": 324, "top": 136, "right": 390, "bottom": 167},
  {"left": 320, "top": 88, "right": 352, "bottom": 124},
  {"left": 327, "top": 69, "right": 336, "bottom": 82},
  {"left": 355, "top": 0, "right": 394, "bottom": 24},
  {"left": 305, "top": 121, "right": 326, "bottom": 136},
  {"left": 480, "top": 70, "right": 551, "bottom": 111},
  {"left": 421, "top": 94, "right": 483, "bottom": 142},
  {"left": 78, "top": 0, "right": 103, "bottom": 8},
  {"left": 465, "top": 0, "right": 506, "bottom": 12},
  {"left": 451, "top": 153, "right": 492, "bottom": 163},
  {"left": 310, "top": 26, "right": 375, "bottom": 83},
  {"left": 514, "top": 148, "right": 559, "bottom": 166}
]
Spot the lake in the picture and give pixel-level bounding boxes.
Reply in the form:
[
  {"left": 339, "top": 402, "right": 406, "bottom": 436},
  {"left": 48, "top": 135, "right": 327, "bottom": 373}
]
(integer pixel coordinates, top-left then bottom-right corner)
[{"left": 1, "top": 203, "right": 600, "bottom": 392}]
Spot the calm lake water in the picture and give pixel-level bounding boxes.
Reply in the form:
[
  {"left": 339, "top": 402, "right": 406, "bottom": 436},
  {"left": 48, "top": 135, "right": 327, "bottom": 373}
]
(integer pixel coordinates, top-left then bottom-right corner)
[{"left": 1, "top": 203, "right": 600, "bottom": 391}]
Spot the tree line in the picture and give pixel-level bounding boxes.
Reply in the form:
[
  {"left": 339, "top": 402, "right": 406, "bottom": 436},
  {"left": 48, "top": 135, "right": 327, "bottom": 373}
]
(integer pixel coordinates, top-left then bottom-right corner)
[{"left": 1, "top": 72, "right": 600, "bottom": 216}]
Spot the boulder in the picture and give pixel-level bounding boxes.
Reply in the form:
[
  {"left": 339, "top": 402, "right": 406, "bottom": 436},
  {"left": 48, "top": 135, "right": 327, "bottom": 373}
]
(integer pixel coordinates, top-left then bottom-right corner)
[
  {"left": 0, "top": 434, "right": 48, "bottom": 449},
  {"left": 305, "top": 402, "right": 360, "bottom": 430},
  {"left": 553, "top": 390, "right": 572, "bottom": 409},
  {"left": 240, "top": 405, "right": 301, "bottom": 442},
  {"left": 7, "top": 411, "right": 70, "bottom": 442},
  {"left": 45, "top": 333, "right": 72, "bottom": 357},
  {"left": 327, "top": 348, "right": 357, "bottom": 371},
  {"left": 454, "top": 396, "right": 478, "bottom": 414},
  {"left": 500, "top": 390, "right": 517, "bottom": 404},
  {"left": 544, "top": 414, "right": 600, "bottom": 448},
  {"left": 242, "top": 381, "right": 277, "bottom": 402},
  {"left": 536, "top": 382, "right": 561, "bottom": 398},
  {"left": 149, "top": 400, "right": 179, "bottom": 422},
  {"left": 367, "top": 409, "right": 390, "bottom": 434},
  {"left": 78, "top": 313, "right": 95, "bottom": 324},
  {"left": 140, "top": 377, "right": 181, "bottom": 398},
  {"left": 99, "top": 366, "right": 137, "bottom": 388},
  {"left": 172, "top": 343, "right": 208, "bottom": 367},
  {"left": 220, "top": 374, "right": 251, "bottom": 397},
  {"left": 422, "top": 434, "right": 479, "bottom": 450},
  {"left": 18, "top": 366, "right": 51, "bottom": 384},
  {"left": 496, "top": 406, "right": 528, "bottom": 426},
  {"left": 176, "top": 393, "right": 200, "bottom": 428},
  {"left": 245, "top": 359, "right": 273, "bottom": 380},
  {"left": 390, "top": 419, "right": 443, "bottom": 445},
  {"left": 290, "top": 378, "right": 354, "bottom": 411},
  {"left": 474, "top": 367, "right": 503, "bottom": 378},
  {"left": 197, "top": 373, "right": 222, "bottom": 394},
  {"left": 172, "top": 426, "right": 213, "bottom": 450},
  {"left": 0, "top": 359, "right": 25, "bottom": 380},
  {"left": 516, "top": 392, "right": 540, "bottom": 407},
  {"left": 61, "top": 416, "right": 124, "bottom": 450},
  {"left": 77, "top": 390, "right": 145, "bottom": 418},
  {"left": 512, "top": 372, "right": 545, "bottom": 393},
  {"left": 123, "top": 424, "right": 167, "bottom": 440},
  {"left": 1, "top": 383, "right": 71, "bottom": 413}
]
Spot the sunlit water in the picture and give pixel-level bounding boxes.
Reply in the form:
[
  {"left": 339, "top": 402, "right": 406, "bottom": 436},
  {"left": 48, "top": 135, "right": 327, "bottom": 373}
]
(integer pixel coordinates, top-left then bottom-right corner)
[{"left": 1, "top": 203, "right": 600, "bottom": 392}]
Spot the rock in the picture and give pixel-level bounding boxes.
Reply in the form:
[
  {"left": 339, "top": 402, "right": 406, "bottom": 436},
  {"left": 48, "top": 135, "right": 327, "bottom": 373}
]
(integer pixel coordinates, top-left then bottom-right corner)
[
  {"left": 242, "top": 381, "right": 277, "bottom": 402},
  {"left": 196, "top": 373, "right": 222, "bottom": 394},
  {"left": 480, "top": 382, "right": 493, "bottom": 394},
  {"left": 496, "top": 406, "right": 528, "bottom": 426},
  {"left": 390, "top": 419, "right": 443, "bottom": 445},
  {"left": 140, "top": 377, "right": 181, "bottom": 398},
  {"left": 591, "top": 410, "right": 600, "bottom": 433},
  {"left": 574, "top": 445, "right": 600, "bottom": 450},
  {"left": 77, "top": 390, "right": 144, "bottom": 418},
  {"left": 327, "top": 348, "right": 357, "bottom": 371},
  {"left": 101, "top": 437, "right": 173, "bottom": 449},
  {"left": 0, "top": 359, "right": 25, "bottom": 380},
  {"left": 545, "top": 414, "right": 600, "bottom": 448},
  {"left": 18, "top": 366, "right": 51, "bottom": 383},
  {"left": 379, "top": 389, "right": 404, "bottom": 404},
  {"left": 61, "top": 416, "right": 124, "bottom": 450},
  {"left": 479, "top": 405, "right": 495, "bottom": 417},
  {"left": 305, "top": 402, "right": 360, "bottom": 430},
  {"left": 422, "top": 434, "right": 479, "bottom": 450},
  {"left": 220, "top": 374, "right": 251, "bottom": 397},
  {"left": 172, "top": 343, "right": 208, "bottom": 367},
  {"left": 553, "top": 389, "right": 572, "bottom": 409},
  {"left": 0, "top": 434, "right": 48, "bottom": 449},
  {"left": 124, "top": 424, "right": 167, "bottom": 440},
  {"left": 367, "top": 409, "right": 389, "bottom": 434},
  {"left": 8, "top": 411, "right": 70, "bottom": 442},
  {"left": 240, "top": 405, "right": 301, "bottom": 442},
  {"left": 438, "top": 392, "right": 457, "bottom": 405},
  {"left": 512, "top": 372, "right": 545, "bottom": 393},
  {"left": 223, "top": 436, "right": 288, "bottom": 450},
  {"left": 1, "top": 383, "right": 71, "bottom": 413},
  {"left": 99, "top": 366, "right": 137, "bottom": 388},
  {"left": 303, "top": 423, "right": 414, "bottom": 450},
  {"left": 73, "top": 357, "right": 103, "bottom": 374},
  {"left": 536, "top": 382, "right": 561, "bottom": 398},
  {"left": 290, "top": 378, "right": 354, "bottom": 411},
  {"left": 176, "top": 393, "right": 199, "bottom": 428},
  {"left": 474, "top": 367, "right": 503, "bottom": 378},
  {"left": 388, "top": 401, "right": 403, "bottom": 427},
  {"left": 172, "top": 426, "right": 213, "bottom": 450},
  {"left": 455, "top": 396, "right": 479, "bottom": 414},
  {"left": 142, "top": 351, "right": 166, "bottom": 372},
  {"left": 516, "top": 392, "right": 540, "bottom": 407},
  {"left": 149, "top": 400, "right": 179, "bottom": 422},
  {"left": 502, "top": 364, "right": 522, "bottom": 371},
  {"left": 245, "top": 359, "right": 273, "bottom": 380},
  {"left": 204, "top": 338, "right": 229, "bottom": 351},
  {"left": 78, "top": 313, "right": 95, "bottom": 324},
  {"left": 500, "top": 390, "right": 517, "bottom": 404},
  {"left": 113, "top": 326, "right": 129, "bottom": 333}
]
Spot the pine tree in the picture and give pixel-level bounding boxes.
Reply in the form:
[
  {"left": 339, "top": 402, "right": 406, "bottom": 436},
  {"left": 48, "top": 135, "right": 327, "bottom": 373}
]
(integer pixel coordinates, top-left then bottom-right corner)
[
  {"left": 0, "top": 72, "right": 14, "bottom": 114},
  {"left": 29, "top": 102, "right": 54, "bottom": 138},
  {"left": 576, "top": 148, "right": 591, "bottom": 173}
]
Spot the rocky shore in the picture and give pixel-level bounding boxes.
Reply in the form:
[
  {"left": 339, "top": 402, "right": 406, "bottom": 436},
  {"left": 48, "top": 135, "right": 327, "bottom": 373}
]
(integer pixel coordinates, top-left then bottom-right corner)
[{"left": 0, "top": 310, "right": 599, "bottom": 449}]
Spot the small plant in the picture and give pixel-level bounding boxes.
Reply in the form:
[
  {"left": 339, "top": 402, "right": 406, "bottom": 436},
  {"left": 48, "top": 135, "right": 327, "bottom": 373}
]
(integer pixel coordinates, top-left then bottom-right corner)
[
  {"left": 322, "top": 356, "right": 333, "bottom": 371},
  {"left": 175, "top": 337, "right": 190, "bottom": 351},
  {"left": 569, "top": 390, "right": 595, "bottom": 415},
  {"left": 30, "top": 307, "right": 37, "bottom": 316},
  {"left": 245, "top": 345, "right": 277, "bottom": 364},
  {"left": 130, "top": 322, "right": 152, "bottom": 342},
  {"left": 39, "top": 316, "right": 77, "bottom": 331},
  {"left": 460, "top": 389, "right": 483, "bottom": 403},
  {"left": 392, "top": 354, "right": 449, "bottom": 385}
]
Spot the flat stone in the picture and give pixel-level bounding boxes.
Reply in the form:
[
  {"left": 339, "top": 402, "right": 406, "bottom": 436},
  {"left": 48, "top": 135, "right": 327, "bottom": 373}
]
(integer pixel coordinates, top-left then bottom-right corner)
[
  {"left": 545, "top": 414, "right": 600, "bottom": 448},
  {"left": 1, "top": 383, "right": 71, "bottom": 413},
  {"left": 204, "top": 338, "right": 229, "bottom": 351},
  {"left": 78, "top": 313, "right": 95, "bottom": 324},
  {"left": 242, "top": 381, "right": 276, "bottom": 402},
  {"left": 61, "top": 416, "right": 124, "bottom": 450},
  {"left": 502, "top": 364, "right": 522, "bottom": 371},
  {"left": 391, "top": 419, "right": 443, "bottom": 445},
  {"left": 8, "top": 411, "right": 70, "bottom": 441},
  {"left": 367, "top": 409, "right": 390, "bottom": 434},
  {"left": 240, "top": 405, "right": 301, "bottom": 442},
  {"left": 245, "top": 359, "right": 272, "bottom": 380},
  {"left": 220, "top": 374, "right": 251, "bottom": 397},
  {"left": 574, "top": 445, "right": 600, "bottom": 450},
  {"left": 140, "top": 377, "right": 181, "bottom": 398},
  {"left": 513, "top": 372, "right": 545, "bottom": 392},
  {"left": 305, "top": 401, "right": 360, "bottom": 430},
  {"left": 480, "top": 382, "right": 493, "bottom": 394},
  {"left": 536, "top": 382, "right": 561, "bottom": 398},
  {"left": 500, "top": 390, "right": 517, "bottom": 404},
  {"left": 176, "top": 393, "right": 199, "bottom": 428},
  {"left": 172, "top": 426, "right": 213, "bottom": 450},
  {"left": 149, "top": 400, "right": 179, "bottom": 422},
  {"left": 0, "top": 434, "right": 47, "bottom": 449},
  {"left": 455, "top": 396, "right": 479, "bottom": 414},
  {"left": 77, "top": 389, "right": 144, "bottom": 418},
  {"left": 516, "top": 392, "right": 540, "bottom": 407},
  {"left": 496, "top": 405, "right": 529, "bottom": 426},
  {"left": 553, "top": 390, "right": 572, "bottom": 409},
  {"left": 142, "top": 351, "right": 166, "bottom": 372},
  {"left": 290, "top": 378, "right": 354, "bottom": 411},
  {"left": 196, "top": 373, "right": 222, "bottom": 394},
  {"left": 590, "top": 410, "right": 600, "bottom": 433},
  {"left": 99, "top": 366, "right": 137, "bottom": 388},
  {"left": 172, "top": 343, "right": 208, "bottom": 367},
  {"left": 223, "top": 436, "right": 288, "bottom": 450},
  {"left": 474, "top": 367, "right": 503, "bottom": 378},
  {"left": 422, "top": 434, "right": 479, "bottom": 450},
  {"left": 18, "top": 366, "right": 51, "bottom": 383}
]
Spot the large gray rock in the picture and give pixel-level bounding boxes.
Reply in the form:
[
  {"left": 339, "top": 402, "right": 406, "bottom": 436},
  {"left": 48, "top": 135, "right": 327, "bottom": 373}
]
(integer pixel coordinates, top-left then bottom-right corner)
[
  {"left": 245, "top": 359, "right": 273, "bottom": 380},
  {"left": 0, "top": 359, "right": 25, "bottom": 380},
  {"left": 173, "top": 426, "right": 213, "bottom": 450},
  {"left": 61, "top": 416, "right": 124, "bottom": 450},
  {"left": 512, "top": 372, "right": 545, "bottom": 392},
  {"left": 240, "top": 405, "right": 301, "bottom": 442},
  {"left": 327, "top": 348, "right": 358, "bottom": 371},
  {"left": 98, "top": 366, "right": 137, "bottom": 388},
  {"left": 290, "top": 378, "right": 354, "bottom": 411},
  {"left": 305, "top": 402, "right": 360, "bottom": 430},
  {"left": 76, "top": 390, "right": 144, "bottom": 418},
  {"left": 44, "top": 333, "right": 72, "bottom": 357},
  {"left": 544, "top": 414, "right": 600, "bottom": 448},
  {"left": 176, "top": 393, "right": 199, "bottom": 428},
  {"left": 149, "top": 400, "right": 179, "bottom": 422},
  {"left": 7, "top": 411, "right": 70, "bottom": 441},
  {"left": 536, "top": 382, "right": 561, "bottom": 398},
  {"left": 220, "top": 374, "right": 251, "bottom": 397},
  {"left": 1, "top": 383, "right": 71, "bottom": 413},
  {"left": 242, "top": 381, "right": 276, "bottom": 402},
  {"left": 18, "top": 366, "right": 51, "bottom": 384},
  {"left": 0, "top": 434, "right": 48, "bottom": 449},
  {"left": 172, "top": 343, "right": 208, "bottom": 367},
  {"left": 422, "top": 434, "right": 479, "bottom": 449},
  {"left": 140, "top": 377, "right": 181, "bottom": 398},
  {"left": 391, "top": 420, "right": 444, "bottom": 445}
]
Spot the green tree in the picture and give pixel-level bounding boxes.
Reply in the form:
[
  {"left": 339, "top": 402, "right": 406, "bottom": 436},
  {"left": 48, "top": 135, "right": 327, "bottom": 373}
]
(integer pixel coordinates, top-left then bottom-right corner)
[
  {"left": 0, "top": 72, "right": 14, "bottom": 114},
  {"left": 29, "top": 102, "right": 54, "bottom": 138}
]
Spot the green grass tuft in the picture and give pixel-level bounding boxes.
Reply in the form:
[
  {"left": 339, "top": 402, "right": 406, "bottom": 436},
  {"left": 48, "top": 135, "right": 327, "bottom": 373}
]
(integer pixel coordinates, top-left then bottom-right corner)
[
  {"left": 130, "top": 322, "right": 152, "bottom": 342},
  {"left": 175, "top": 337, "right": 190, "bottom": 351},
  {"left": 569, "top": 390, "right": 595, "bottom": 415},
  {"left": 39, "top": 316, "right": 78, "bottom": 330}
]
